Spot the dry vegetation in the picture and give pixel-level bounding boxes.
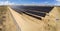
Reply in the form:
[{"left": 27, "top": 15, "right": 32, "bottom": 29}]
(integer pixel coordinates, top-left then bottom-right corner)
[
  {"left": 0, "top": 6, "right": 60, "bottom": 31},
  {"left": 0, "top": 6, "right": 17, "bottom": 31}
]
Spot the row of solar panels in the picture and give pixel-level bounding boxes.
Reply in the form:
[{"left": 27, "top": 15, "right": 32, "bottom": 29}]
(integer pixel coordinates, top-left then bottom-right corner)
[
  {"left": 10, "top": 6, "right": 54, "bottom": 20},
  {"left": 13, "top": 6, "right": 54, "bottom": 13}
]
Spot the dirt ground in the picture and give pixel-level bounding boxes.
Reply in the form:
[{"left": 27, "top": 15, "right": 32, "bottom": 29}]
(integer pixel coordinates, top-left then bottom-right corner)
[
  {"left": 9, "top": 6, "right": 60, "bottom": 31},
  {"left": 0, "top": 6, "right": 17, "bottom": 31},
  {"left": 0, "top": 6, "right": 60, "bottom": 31}
]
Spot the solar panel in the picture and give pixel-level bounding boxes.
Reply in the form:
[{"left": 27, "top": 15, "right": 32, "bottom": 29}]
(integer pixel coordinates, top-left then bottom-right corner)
[
  {"left": 18, "top": 6, "right": 54, "bottom": 13},
  {"left": 22, "top": 11, "right": 42, "bottom": 20},
  {"left": 25, "top": 10, "right": 46, "bottom": 17},
  {"left": 10, "top": 6, "right": 54, "bottom": 20}
]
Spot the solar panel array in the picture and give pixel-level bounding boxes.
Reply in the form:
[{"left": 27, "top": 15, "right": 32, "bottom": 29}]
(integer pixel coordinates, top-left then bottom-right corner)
[{"left": 11, "top": 6, "right": 54, "bottom": 20}]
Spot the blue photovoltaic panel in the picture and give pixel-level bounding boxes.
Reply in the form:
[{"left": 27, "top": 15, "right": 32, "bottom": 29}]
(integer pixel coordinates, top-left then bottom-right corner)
[
  {"left": 17, "top": 6, "right": 54, "bottom": 13},
  {"left": 10, "top": 6, "right": 54, "bottom": 20},
  {"left": 25, "top": 10, "right": 46, "bottom": 17}
]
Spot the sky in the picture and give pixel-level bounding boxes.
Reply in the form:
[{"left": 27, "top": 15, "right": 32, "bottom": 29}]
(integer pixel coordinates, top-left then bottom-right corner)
[{"left": 0, "top": 0, "right": 60, "bottom": 5}]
